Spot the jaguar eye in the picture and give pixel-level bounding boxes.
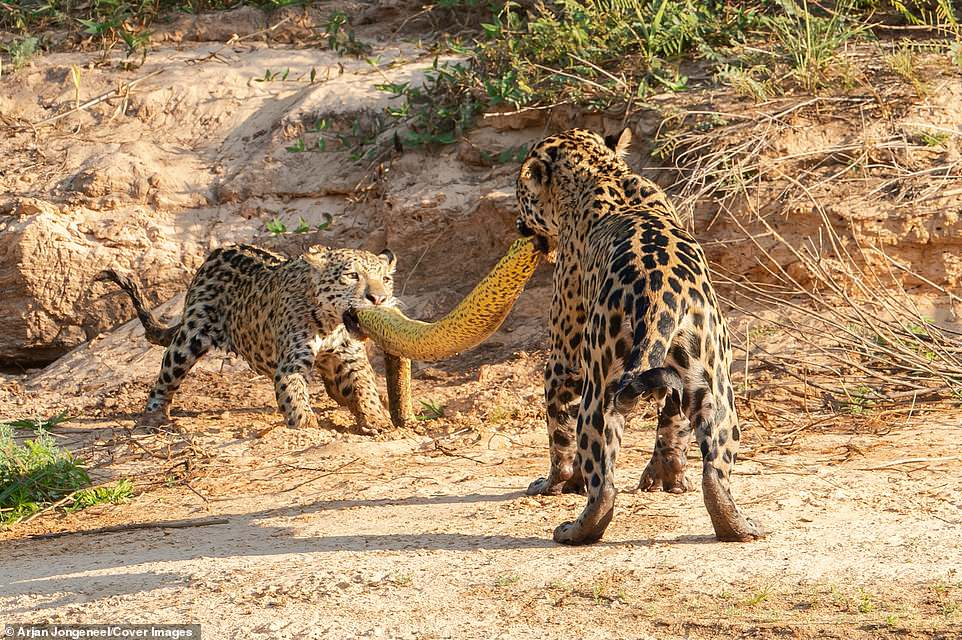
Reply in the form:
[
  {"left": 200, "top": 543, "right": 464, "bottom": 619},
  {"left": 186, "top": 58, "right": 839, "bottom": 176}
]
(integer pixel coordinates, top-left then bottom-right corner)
[{"left": 342, "top": 270, "right": 359, "bottom": 282}]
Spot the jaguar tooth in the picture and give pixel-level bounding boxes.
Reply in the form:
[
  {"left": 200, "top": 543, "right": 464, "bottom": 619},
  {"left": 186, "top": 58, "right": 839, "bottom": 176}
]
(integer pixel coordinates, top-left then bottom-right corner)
[{"left": 356, "top": 236, "right": 541, "bottom": 361}]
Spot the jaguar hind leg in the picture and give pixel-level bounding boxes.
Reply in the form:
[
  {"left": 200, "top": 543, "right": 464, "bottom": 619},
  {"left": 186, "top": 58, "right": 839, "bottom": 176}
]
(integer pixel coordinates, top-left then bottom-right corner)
[
  {"left": 689, "top": 382, "right": 764, "bottom": 542},
  {"left": 614, "top": 362, "right": 692, "bottom": 494},
  {"left": 142, "top": 327, "right": 211, "bottom": 430},
  {"left": 638, "top": 384, "right": 693, "bottom": 494}
]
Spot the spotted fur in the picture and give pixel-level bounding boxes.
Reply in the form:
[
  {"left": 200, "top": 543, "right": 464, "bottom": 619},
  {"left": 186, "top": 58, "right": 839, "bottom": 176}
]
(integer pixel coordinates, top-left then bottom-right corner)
[
  {"left": 516, "top": 128, "right": 763, "bottom": 545},
  {"left": 97, "top": 244, "right": 398, "bottom": 433}
]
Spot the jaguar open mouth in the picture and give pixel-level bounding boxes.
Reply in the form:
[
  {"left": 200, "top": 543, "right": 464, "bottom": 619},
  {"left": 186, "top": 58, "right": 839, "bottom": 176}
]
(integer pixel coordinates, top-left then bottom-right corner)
[
  {"left": 516, "top": 220, "right": 549, "bottom": 254},
  {"left": 342, "top": 309, "right": 367, "bottom": 339},
  {"left": 529, "top": 234, "right": 549, "bottom": 254}
]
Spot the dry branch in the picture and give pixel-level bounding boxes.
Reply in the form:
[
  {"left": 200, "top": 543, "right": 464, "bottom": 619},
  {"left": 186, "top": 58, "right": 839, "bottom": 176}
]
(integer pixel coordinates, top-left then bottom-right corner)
[
  {"left": 26, "top": 69, "right": 164, "bottom": 129},
  {"left": 24, "top": 516, "right": 229, "bottom": 541}
]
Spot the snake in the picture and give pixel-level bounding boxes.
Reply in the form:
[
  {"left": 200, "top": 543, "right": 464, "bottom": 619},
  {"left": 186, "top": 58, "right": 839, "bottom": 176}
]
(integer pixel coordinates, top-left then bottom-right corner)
[{"left": 358, "top": 237, "right": 541, "bottom": 365}]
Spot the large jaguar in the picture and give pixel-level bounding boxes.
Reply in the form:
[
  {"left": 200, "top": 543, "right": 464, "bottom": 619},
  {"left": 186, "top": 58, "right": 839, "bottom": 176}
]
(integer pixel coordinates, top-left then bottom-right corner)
[{"left": 515, "top": 127, "right": 764, "bottom": 545}]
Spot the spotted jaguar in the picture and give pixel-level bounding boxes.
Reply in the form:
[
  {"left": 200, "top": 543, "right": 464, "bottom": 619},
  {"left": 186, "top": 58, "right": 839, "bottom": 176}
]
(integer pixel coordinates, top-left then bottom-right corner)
[
  {"left": 97, "top": 243, "right": 399, "bottom": 433},
  {"left": 515, "top": 128, "right": 763, "bottom": 545}
]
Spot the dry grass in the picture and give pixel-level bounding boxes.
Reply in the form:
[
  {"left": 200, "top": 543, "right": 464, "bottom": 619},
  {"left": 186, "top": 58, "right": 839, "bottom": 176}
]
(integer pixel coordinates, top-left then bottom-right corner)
[
  {"left": 719, "top": 213, "right": 962, "bottom": 407},
  {"left": 648, "top": 56, "right": 962, "bottom": 422}
]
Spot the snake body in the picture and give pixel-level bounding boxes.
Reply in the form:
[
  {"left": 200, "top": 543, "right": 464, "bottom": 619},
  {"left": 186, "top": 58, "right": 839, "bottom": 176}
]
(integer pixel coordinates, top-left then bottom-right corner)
[
  {"left": 384, "top": 354, "right": 414, "bottom": 426},
  {"left": 357, "top": 237, "right": 540, "bottom": 362}
]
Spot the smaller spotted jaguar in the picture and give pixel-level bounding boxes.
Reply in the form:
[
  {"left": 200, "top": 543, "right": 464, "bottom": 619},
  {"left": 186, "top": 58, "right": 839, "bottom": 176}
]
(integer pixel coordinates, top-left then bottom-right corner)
[{"left": 97, "top": 243, "right": 398, "bottom": 433}]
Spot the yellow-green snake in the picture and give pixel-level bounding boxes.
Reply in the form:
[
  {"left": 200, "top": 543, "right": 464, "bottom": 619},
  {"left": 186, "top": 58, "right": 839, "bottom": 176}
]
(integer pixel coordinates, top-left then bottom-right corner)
[
  {"left": 358, "top": 237, "right": 541, "bottom": 362},
  {"left": 384, "top": 354, "right": 414, "bottom": 427}
]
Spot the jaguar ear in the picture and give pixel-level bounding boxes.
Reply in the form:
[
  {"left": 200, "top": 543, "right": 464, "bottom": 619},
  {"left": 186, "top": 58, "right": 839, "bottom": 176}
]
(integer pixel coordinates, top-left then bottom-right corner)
[
  {"left": 520, "top": 156, "right": 549, "bottom": 192},
  {"left": 303, "top": 245, "right": 329, "bottom": 266},
  {"left": 378, "top": 248, "right": 397, "bottom": 272},
  {"left": 604, "top": 127, "right": 632, "bottom": 158}
]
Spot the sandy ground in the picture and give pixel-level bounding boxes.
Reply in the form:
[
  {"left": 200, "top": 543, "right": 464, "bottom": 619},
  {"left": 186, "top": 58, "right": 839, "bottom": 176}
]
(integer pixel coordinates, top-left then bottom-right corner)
[
  {"left": 1, "top": 348, "right": 961, "bottom": 639},
  {"left": 2, "top": 4, "right": 962, "bottom": 638}
]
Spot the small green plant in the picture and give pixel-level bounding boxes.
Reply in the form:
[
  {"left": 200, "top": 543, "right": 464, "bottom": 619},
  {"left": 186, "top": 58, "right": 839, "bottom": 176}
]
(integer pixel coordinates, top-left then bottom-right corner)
[
  {"left": 263, "top": 0, "right": 304, "bottom": 7},
  {"left": 391, "top": 572, "right": 413, "bottom": 587},
  {"left": 323, "top": 10, "right": 370, "bottom": 57},
  {"left": 333, "top": 115, "right": 387, "bottom": 160},
  {"left": 715, "top": 64, "right": 775, "bottom": 102},
  {"left": 266, "top": 215, "right": 333, "bottom": 235},
  {"left": 434, "top": 0, "right": 487, "bottom": 9},
  {"left": 485, "top": 404, "right": 518, "bottom": 425},
  {"left": 76, "top": 0, "right": 156, "bottom": 64},
  {"left": 69, "top": 64, "right": 83, "bottom": 108},
  {"left": 917, "top": 130, "right": 950, "bottom": 147},
  {"left": 591, "top": 582, "right": 605, "bottom": 604},
  {"left": 495, "top": 573, "right": 520, "bottom": 588},
  {"left": 3, "top": 410, "right": 74, "bottom": 431},
  {"left": 743, "top": 587, "right": 770, "bottom": 607},
  {"left": 886, "top": 42, "right": 927, "bottom": 95},
  {"left": 884, "top": 613, "right": 899, "bottom": 627},
  {"left": 546, "top": 579, "right": 572, "bottom": 607},
  {"left": 477, "top": 143, "right": 530, "bottom": 166},
  {"left": 65, "top": 478, "right": 133, "bottom": 512},
  {"left": 266, "top": 218, "right": 287, "bottom": 235},
  {"left": 951, "top": 41, "right": 962, "bottom": 68},
  {"left": 857, "top": 590, "right": 876, "bottom": 614},
  {"left": 1, "top": 425, "right": 88, "bottom": 525},
  {"left": 767, "top": 0, "right": 866, "bottom": 91},
  {"left": 416, "top": 399, "right": 445, "bottom": 421},
  {"left": 285, "top": 138, "right": 307, "bottom": 153},
  {"left": 379, "top": 60, "right": 481, "bottom": 148},
  {"left": 2, "top": 35, "right": 39, "bottom": 70},
  {"left": 284, "top": 119, "right": 338, "bottom": 154},
  {"left": 930, "top": 580, "right": 959, "bottom": 616},
  {"left": 254, "top": 68, "right": 289, "bottom": 83},
  {"left": 586, "top": 571, "right": 629, "bottom": 606},
  {"left": 883, "top": 0, "right": 960, "bottom": 32},
  {"left": 841, "top": 385, "right": 875, "bottom": 414},
  {"left": 496, "top": 143, "right": 529, "bottom": 164}
]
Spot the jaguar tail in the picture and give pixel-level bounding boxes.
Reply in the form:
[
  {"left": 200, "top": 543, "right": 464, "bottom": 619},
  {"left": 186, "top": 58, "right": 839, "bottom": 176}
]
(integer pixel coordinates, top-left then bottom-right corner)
[
  {"left": 613, "top": 366, "right": 685, "bottom": 415},
  {"left": 95, "top": 269, "right": 179, "bottom": 347}
]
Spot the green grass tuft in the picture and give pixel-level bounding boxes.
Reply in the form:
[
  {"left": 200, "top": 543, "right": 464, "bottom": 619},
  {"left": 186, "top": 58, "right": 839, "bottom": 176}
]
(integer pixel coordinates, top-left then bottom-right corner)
[
  {"left": 0, "top": 423, "right": 132, "bottom": 526},
  {"left": 65, "top": 478, "right": 134, "bottom": 513},
  {"left": 0, "top": 425, "right": 90, "bottom": 525},
  {"left": 2, "top": 410, "right": 74, "bottom": 432},
  {"left": 416, "top": 399, "right": 446, "bottom": 421}
]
